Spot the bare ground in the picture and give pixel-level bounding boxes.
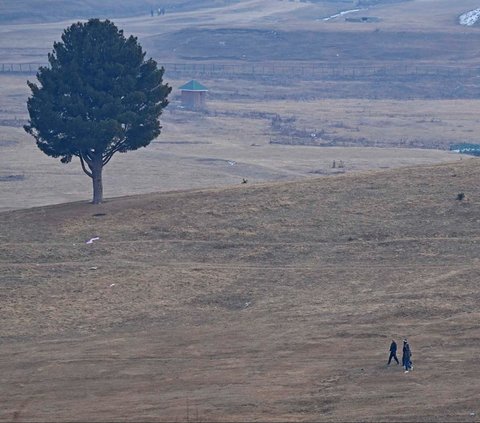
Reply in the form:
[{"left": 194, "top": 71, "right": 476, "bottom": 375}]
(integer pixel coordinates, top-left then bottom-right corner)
[{"left": 1, "top": 159, "right": 480, "bottom": 421}]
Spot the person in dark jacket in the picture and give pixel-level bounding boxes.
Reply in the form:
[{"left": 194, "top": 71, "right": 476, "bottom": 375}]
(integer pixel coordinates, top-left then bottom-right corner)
[
  {"left": 402, "top": 339, "right": 412, "bottom": 372},
  {"left": 387, "top": 339, "right": 399, "bottom": 365}
]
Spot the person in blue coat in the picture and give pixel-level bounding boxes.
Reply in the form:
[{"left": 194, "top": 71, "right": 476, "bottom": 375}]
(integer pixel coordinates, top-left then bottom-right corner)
[
  {"left": 387, "top": 340, "right": 399, "bottom": 365},
  {"left": 402, "top": 339, "right": 413, "bottom": 372}
]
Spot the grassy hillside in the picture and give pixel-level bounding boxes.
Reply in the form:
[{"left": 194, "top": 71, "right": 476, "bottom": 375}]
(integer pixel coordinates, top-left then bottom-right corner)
[
  {"left": 0, "top": 0, "right": 238, "bottom": 24},
  {"left": 145, "top": 27, "right": 480, "bottom": 62},
  {"left": 1, "top": 159, "right": 479, "bottom": 421}
]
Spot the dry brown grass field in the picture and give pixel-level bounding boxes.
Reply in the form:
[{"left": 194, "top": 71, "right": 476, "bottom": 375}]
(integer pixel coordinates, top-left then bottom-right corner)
[
  {"left": 1, "top": 159, "right": 480, "bottom": 421},
  {"left": 0, "top": 73, "right": 474, "bottom": 212},
  {"left": 1, "top": 1, "right": 480, "bottom": 421}
]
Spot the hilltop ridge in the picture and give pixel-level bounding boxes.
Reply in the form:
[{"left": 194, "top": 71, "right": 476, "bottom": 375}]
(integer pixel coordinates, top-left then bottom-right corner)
[{"left": 0, "top": 0, "right": 233, "bottom": 24}]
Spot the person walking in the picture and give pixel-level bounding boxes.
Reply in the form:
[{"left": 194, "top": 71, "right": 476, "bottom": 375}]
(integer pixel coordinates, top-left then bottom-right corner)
[
  {"left": 402, "top": 339, "right": 412, "bottom": 373},
  {"left": 387, "top": 339, "right": 399, "bottom": 365}
]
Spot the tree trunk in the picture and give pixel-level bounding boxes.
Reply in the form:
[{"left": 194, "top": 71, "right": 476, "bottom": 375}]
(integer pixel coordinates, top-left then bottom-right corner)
[{"left": 91, "top": 158, "right": 103, "bottom": 204}]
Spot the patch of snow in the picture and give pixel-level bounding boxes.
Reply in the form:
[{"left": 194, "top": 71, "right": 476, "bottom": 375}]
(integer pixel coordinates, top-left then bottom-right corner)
[
  {"left": 459, "top": 8, "right": 480, "bottom": 26},
  {"left": 322, "top": 9, "right": 362, "bottom": 22}
]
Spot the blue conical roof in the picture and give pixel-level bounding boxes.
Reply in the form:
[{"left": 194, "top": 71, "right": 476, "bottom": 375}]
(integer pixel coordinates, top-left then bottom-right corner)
[{"left": 179, "top": 80, "right": 208, "bottom": 91}]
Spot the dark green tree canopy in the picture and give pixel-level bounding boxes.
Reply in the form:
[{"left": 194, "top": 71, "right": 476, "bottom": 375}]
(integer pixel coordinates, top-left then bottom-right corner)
[{"left": 25, "top": 18, "right": 171, "bottom": 203}]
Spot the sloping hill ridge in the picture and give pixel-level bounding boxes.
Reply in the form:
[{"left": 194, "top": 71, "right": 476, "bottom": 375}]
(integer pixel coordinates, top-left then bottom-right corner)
[
  {"left": 1, "top": 160, "right": 480, "bottom": 421},
  {"left": 0, "top": 0, "right": 237, "bottom": 24},
  {"left": 146, "top": 27, "right": 480, "bottom": 62}
]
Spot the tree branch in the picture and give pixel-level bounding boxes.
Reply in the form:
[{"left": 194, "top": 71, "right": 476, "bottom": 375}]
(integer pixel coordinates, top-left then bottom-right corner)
[
  {"left": 83, "top": 151, "right": 94, "bottom": 165},
  {"left": 79, "top": 154, "right": 93, "bottom": 178},
  {"left": 102, "top": 140, "right": 125, "bottom": 166}
]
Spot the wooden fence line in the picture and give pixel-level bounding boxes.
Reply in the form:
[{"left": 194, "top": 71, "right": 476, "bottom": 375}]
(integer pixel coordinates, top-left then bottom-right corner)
[
  {"left": 0, "top": 63, "right": 42, "bottom": 73},
  {"left": 1, "top": 62, "right": 479, "bottom": 79}
]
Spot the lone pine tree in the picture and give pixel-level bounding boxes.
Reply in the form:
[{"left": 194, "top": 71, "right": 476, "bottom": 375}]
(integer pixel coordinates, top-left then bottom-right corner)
[{"left": 24, "top": 19, "right": 171, "bottom": 204}]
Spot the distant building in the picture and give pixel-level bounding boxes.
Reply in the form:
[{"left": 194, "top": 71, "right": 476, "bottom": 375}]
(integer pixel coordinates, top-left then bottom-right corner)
[
  {"left": 345, "top": 16, "right": 380, "bottom": 23},
  {"left": 179, "top": 80, "right": 208, "bottom": 110}
]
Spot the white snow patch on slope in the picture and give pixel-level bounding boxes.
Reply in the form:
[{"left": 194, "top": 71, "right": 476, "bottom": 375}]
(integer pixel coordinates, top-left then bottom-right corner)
[
  {"left": 459, "top": 8, "right": 480, "bottom": 26},
  {"left": 323, "top": 9, "right": 362, "bottom": 21}
]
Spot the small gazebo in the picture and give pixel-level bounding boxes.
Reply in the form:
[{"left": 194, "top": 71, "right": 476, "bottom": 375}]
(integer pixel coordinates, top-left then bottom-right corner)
[{"left": 179, "top": 80, "right": 208, "bottom": 110}]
